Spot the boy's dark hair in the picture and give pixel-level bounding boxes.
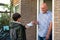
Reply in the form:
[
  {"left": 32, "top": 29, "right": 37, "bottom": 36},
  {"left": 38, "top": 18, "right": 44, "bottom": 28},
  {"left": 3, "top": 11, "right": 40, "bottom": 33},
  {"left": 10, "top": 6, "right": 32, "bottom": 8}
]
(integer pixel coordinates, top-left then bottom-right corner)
[{"left": 12, "top": 13, "right": 21, "bottom": 21}]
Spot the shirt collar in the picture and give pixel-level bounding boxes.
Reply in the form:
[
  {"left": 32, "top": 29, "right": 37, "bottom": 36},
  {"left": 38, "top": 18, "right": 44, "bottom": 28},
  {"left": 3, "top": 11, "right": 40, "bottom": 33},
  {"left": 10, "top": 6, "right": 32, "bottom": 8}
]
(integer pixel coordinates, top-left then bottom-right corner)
[
  {"left": 12, "top": 21, "right": 21, "bottom": 24},
  {"left": 40, "top": 10, "right": 49, "bottom": 14}
]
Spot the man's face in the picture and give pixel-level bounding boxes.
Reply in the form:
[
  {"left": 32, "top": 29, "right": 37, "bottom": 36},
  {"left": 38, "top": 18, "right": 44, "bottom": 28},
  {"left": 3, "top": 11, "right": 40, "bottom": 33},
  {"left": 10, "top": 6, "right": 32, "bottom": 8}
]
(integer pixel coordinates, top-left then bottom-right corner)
[{"left": 41, "top": 3, "right": 48, "bottom": 13}]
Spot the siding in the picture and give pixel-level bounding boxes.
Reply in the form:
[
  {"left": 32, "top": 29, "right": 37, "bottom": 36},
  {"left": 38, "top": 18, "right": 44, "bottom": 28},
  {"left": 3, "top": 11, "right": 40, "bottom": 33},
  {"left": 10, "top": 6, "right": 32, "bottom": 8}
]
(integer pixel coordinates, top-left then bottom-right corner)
[
  {"left": 54, "top": 0, "right": 60, "bottom": 40},
  {"left": 12, "top": 0, "right": 37, "bottom": 40},
  {"left": 21, "top": 0, "right": 37, "bottom": 40}
]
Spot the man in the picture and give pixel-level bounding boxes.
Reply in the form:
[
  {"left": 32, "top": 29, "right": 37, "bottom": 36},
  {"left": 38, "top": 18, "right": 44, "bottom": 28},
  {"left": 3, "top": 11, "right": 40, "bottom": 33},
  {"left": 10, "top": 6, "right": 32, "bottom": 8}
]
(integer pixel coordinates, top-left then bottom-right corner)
[
  {"left": 10, "top": 13, "right": 34, "bottom": 40},
  {"left": 37, "top": 3, "right": 52, "bottom": 40}
]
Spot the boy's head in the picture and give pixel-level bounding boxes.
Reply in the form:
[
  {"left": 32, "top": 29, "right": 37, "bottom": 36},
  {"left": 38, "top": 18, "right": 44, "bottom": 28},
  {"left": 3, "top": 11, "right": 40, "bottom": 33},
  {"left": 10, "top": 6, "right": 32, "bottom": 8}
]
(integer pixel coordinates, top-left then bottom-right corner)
[{"left": 12, "top": 13, "right": 21, "bottom": 22}]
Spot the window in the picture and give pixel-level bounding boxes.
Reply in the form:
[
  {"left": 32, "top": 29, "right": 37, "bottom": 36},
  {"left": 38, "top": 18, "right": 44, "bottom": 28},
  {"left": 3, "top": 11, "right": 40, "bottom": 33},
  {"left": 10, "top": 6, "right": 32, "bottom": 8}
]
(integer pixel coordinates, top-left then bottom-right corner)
[{"left": 15, "top": 5, "right": 20, "bottom": 13}]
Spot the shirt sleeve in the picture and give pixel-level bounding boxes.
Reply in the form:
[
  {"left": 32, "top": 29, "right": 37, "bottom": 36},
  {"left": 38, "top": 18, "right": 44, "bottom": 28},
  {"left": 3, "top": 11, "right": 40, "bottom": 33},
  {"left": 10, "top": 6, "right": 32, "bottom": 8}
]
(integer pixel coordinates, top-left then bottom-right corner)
[{"left": 49, "top": 13, "right": 52, "bottom": 22}]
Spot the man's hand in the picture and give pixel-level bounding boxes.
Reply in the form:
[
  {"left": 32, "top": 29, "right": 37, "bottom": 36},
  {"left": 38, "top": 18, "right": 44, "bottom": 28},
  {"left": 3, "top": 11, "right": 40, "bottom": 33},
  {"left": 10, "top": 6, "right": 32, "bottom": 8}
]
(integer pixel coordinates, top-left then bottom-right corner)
[
  {"left": 46, "top": 22, "right": 52, "bottom": 40},
  {"left": 32, "top": 20, "right": 38, "bottom": 25},
  {"left": 46, "top": 34, "right": 50, "bottom": 40}
]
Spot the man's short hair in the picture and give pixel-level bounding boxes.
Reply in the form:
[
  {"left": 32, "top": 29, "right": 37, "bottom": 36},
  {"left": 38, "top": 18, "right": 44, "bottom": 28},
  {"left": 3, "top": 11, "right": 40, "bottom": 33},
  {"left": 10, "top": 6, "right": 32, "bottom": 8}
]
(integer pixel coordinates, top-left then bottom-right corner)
[{"left": 12, "top": 13, "right": 21, "bottom": 21}]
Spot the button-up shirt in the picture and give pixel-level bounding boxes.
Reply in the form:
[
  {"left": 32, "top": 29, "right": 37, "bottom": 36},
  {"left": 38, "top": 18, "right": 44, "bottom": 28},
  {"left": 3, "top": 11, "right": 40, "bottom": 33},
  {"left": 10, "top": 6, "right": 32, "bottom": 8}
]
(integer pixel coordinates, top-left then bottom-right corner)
[{"left": 37, "top": 10, "right": 52, "bottom": 37}]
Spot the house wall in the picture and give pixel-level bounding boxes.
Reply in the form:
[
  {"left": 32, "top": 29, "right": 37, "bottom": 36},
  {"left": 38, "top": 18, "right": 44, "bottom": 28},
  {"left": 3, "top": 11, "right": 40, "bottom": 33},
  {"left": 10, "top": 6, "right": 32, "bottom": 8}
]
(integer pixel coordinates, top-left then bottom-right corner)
[
  {"left": 21, "top": 0, "right": 37, "bottom": 40},
  {"left": 12, "top": 0, "right": 37, "bottom": 40},
  {"left": 54, "top": 0, "right": 60, "bottom": 40},
  {"left": 12, "top": 0, "right": 60, "bottom": 40}
]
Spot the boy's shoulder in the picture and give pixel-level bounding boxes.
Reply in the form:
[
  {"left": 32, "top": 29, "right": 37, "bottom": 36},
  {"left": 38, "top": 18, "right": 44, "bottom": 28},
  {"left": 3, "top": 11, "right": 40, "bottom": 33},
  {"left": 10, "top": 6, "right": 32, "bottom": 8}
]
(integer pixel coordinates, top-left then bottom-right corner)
[{"left": 10, "top": 22, "right": 25, "bottom": 29}]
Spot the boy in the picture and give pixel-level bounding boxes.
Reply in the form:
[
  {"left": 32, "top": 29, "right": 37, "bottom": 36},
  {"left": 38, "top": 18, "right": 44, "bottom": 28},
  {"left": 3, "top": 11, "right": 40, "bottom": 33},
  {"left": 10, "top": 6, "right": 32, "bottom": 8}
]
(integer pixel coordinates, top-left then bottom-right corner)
[{"left": 10, "top": 13, "right": 34, "bottom": 40}]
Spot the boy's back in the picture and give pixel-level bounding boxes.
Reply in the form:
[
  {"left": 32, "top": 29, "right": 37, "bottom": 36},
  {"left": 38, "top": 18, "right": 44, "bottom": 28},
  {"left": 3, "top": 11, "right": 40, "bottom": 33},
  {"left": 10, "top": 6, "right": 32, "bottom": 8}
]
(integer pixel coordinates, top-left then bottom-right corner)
[{"left": 10, "top": 22, "right": 26, "bottom": 40}]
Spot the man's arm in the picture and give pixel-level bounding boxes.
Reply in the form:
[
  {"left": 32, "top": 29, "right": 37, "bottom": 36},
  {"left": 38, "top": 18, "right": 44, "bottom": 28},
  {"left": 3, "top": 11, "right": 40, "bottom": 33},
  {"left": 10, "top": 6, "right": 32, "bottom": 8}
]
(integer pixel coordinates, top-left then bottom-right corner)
[
  {"left": 46, "top": 22, "right": 52, "bottom": 40},
  {"left": 25, "top": 20, "right": 38, "bottom": 28}
]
